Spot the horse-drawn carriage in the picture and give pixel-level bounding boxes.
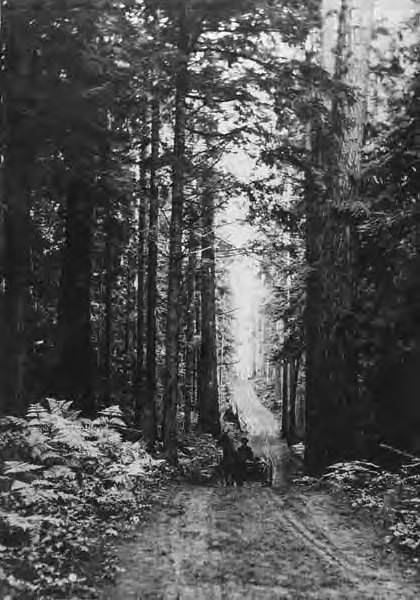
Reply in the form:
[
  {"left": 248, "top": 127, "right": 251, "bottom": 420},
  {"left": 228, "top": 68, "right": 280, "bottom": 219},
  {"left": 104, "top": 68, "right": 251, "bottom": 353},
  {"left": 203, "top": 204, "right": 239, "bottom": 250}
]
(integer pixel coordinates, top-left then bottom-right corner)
[
  {"left": 243, "top": 457, "right": 274, "bottom": 486},
  {"left": 217, "top": 432, "right": 274, "bottom": 487}
]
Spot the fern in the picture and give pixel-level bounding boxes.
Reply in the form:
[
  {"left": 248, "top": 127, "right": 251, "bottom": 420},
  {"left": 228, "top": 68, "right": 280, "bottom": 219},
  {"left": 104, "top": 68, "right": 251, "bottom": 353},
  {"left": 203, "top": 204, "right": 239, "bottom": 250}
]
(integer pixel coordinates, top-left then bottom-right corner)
[
  {"left": 10, "top": 480, "right": 30, "bottom": 492},
  {"left": 4, "top": 461, "right": 43, "bottom": 475},
  {"left": 0, "top": 416, "right": 26, "bottom": 430},
  {"left": 96, "top": 405, "right": 127, "bottom": 431},
  {"left": 26, "top": 403, "right": 49, "bottom": 423},
  {"left": 0, "top": 509, "right": 60, "bottom": 545},
  {"left": 99, "top": 405, "right": 124, "bottom": 419},
  {"left": 46, "top": 398, "right": 81, "bottom": 420},
  {"left": 43, "top": 465, "right": 75, "bottom": 479},
  {"left": 0, "top": 510, "right": 35, "bottom": 532}
]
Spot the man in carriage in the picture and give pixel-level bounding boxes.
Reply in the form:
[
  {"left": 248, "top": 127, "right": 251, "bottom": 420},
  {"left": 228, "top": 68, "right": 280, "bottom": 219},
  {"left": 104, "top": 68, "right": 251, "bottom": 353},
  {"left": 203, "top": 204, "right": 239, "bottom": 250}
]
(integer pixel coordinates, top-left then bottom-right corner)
[
  {"left": 237, "top": 437, "right": 273, "bottom": 486},
  {"left": 237, "top": 437, "right": 254, "bottom": 463}
]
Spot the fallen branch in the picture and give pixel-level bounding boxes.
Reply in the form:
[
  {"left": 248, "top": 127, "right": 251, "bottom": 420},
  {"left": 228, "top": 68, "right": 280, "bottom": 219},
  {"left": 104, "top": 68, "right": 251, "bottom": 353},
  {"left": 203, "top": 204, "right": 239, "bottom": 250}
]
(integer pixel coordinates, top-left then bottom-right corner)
[{"left": 379, "top": 443, "right": 420, "bottom": 461}]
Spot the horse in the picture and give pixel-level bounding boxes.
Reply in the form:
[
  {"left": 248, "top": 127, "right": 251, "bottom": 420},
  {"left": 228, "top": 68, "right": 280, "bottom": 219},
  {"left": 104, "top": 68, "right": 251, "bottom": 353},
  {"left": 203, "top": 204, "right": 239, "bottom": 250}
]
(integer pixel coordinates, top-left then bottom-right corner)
[{"left": 217, "top": 431, "right": 244, "bottom": 486}]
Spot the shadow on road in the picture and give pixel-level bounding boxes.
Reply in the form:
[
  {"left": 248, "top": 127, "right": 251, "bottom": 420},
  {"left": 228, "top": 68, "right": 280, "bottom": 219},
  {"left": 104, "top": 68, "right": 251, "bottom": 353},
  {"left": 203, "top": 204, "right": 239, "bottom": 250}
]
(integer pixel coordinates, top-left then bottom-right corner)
[{"left": 101, "top": 378, "right": 420, "bottom": 599}]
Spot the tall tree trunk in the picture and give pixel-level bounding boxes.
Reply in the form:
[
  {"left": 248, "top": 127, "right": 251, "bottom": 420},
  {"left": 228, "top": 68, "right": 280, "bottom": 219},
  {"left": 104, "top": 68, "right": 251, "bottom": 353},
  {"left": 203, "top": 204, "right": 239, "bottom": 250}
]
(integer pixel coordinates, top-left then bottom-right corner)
[
  {"left": 0, "top": 2, "right": 5, "bottom": 415},
  {"left": 124, "top": 251, "right": 134, "bottom": 387},
  {"left": 0, "top": 14, "right": 32, "bottom": 415},
  {"left": 193, "top": 254, "right": 201, "bottom": 418},
  {"left": 305, "top": 0, "right": 373, "bottom": 472},
  {"left": 288, "top": 355, "right": 300, "bottom": 444},
  {"left": 101, "top": 208, "right": 113, "bottom": 405},
  {"left": 163, "top": 9, "right": 189, "bottom": 463},
  {"left": 144, "top": 92, "right": 159, "bottom": 443},
  {"left": 274, "top": 361, "right": 282, "bottom": 410},
  {"left": 281, "top": 358, "right": 289, "bottom": 439},
  {"left": 198, "top": 185, "right": 220, "bottom": 436},
  {"left": 2, "top": 150, "right": 30, "bottom": 415},
  {"left": 135, "top": 101, "right": 148, "bottom": 419},
  {"left": 304, "top": 154, "right": 325, "bottom": 470},
  {"left": 56, "top": 179, "right": 95, "bottom": 415},
  {"left": 328, "top": 0, "right": 373, "bottom": 457},
  {"left": 183, "top": 225, "right": 198, "bottom": 433},
  {"left": 304, "top": 22, "right": 331, "bottom": 471}
]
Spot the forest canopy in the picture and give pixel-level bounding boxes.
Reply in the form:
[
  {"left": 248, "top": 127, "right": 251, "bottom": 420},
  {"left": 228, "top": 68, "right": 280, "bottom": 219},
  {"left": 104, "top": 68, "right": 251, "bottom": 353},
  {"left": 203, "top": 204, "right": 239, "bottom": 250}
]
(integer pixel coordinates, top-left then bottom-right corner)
[{"left": 0, "top": 0, "right": 419, "bottom": 469}]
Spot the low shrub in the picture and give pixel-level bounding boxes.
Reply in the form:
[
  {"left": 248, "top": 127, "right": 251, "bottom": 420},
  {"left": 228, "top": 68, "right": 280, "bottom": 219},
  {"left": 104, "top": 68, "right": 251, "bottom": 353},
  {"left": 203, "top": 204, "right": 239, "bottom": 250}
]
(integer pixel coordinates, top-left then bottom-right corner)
[
  {"left": 324, "top": 459, "right": 420, "bottom": 555},
  {"left": 0, "top": 399, "right": 168, "bottom": 599}
]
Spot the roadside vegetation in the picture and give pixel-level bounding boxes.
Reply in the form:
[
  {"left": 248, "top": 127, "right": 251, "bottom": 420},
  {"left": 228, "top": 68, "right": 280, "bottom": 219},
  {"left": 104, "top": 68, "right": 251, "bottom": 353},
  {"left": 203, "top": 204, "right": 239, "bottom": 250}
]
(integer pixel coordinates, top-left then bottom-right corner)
[
  {"left": 1, "top": 0, "right": 420, "bottom": 595},
  {"left": 322, "top": 459, "right": 420, "bottom": 558},
  {"left": 0, "top": 400, "right": 173, "bottom": 598}
]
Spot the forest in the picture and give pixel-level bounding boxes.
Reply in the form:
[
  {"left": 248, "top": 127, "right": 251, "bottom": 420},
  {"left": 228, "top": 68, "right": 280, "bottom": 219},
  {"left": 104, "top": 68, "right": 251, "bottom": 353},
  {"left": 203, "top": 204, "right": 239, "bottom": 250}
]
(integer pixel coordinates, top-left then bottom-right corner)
[{"left": 0, "top": 0, "right": 420, "bottom": 597}]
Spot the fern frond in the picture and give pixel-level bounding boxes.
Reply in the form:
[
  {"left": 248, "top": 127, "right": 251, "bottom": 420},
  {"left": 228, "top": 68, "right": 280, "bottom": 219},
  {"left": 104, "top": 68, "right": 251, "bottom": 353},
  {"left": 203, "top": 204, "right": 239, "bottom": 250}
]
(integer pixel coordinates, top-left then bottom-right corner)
[
  {"left": 26, "top": 403, "right": 48, "bottom": 422},
  {"left": 3, "top": 461, "right": 43, "bottom": 475},
  {"left": 44, "top": 465, "right": 74, "bottom": 479},
  {"left": 91, "top": 416, "right": 109, "bottom": 428},
  {"left": 0, "top": 510, "right": 34, "bottom": 532},
  {"left": 109, "top": 417, "right": 127, "bottom": 429},
  {"left": 40, "top": 451, "right": 67, "bottom": 464},
  {"left": 46, "top": 398, "right": 79, "bottom": 419},
  {"left": 99, "top": 405, "right": 124, "bottom": 419},
  {"left": 0, "top": 416, "right": 26, "bottom": 430},
  {"left": 10, "top": 480, "right": 31, "bottom": 491},
  {"left": 51, "top": 418, "right": 99, "bottom": 456},
  {"left": 93, "top": 427, "right": 122, "bottom": 446}
]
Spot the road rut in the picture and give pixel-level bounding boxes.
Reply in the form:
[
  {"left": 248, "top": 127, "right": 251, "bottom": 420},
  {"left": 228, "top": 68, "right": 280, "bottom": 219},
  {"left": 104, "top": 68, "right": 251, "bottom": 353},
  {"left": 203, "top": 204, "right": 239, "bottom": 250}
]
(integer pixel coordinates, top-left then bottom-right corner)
[{"left": 101, "top": 381, "right": 420, "bottom": 599}]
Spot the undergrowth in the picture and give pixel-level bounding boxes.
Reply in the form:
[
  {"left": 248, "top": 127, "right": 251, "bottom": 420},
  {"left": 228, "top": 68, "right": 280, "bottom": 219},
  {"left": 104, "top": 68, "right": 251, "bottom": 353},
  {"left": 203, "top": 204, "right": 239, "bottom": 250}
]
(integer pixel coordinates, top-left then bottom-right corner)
[
  {"left": 0, "top": 400, "right": 172, "bottom": 599},
  {"left": 323, "top": 460, "right": 420, "bottom": 558}
]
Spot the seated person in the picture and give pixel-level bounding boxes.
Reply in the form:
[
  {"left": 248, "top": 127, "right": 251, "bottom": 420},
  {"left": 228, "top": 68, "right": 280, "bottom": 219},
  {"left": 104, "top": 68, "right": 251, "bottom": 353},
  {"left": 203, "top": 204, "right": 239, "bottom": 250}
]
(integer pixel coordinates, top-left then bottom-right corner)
[
  {"left": 223, "top": 406, "right": 236, "bottom": 422},
  {"left": 237, "top": 437, "right": 254, "bottom": 463}
]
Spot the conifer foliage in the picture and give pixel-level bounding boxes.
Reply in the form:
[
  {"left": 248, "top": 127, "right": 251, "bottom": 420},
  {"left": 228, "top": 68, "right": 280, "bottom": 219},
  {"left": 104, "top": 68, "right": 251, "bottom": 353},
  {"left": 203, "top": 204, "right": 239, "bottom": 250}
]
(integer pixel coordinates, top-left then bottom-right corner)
[
  {"left": 1, "top": 0, "right": 417, "bottom": 486},
  {"left": 0, "top": 0, "right": 315, "bottom": 459}
]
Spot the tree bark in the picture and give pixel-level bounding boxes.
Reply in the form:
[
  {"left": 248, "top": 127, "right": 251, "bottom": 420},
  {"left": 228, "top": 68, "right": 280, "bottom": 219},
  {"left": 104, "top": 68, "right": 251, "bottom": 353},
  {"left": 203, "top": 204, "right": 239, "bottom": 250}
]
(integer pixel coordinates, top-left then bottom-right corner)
[
  {"left": 163, "top": 8, "right": 189, "bottom": 462},
  {"left": 328, "top": 0, "right": 373, "bottom": 456},
  {"left": 144, "top": 91, "right": 159, "bottom": 444},
  {"left": 0, "top": 13, "right": 32, "bottom": 415},
  {"left": 281, "top": 359, "right": 289, "bottom": 439},
  {"left": 193, "top": 250, "right": 202, "bottom": 417},
  {"left": 274, "top": 361, "right": 282, "bottom": 410},
  {"left": 124, "top": 249, "right": 134, "bottom": 386},
  {"left": 183, "top": 225, "right": 198, "bottom": 433},
  {"left": 198, "top": 185, "right": 220, "bottom": 436},
  {"left": 0, "top": 4, "right": 5, "bottom": 408},
  {"left": 288, "top": 355, "right": 300, "bottom": 444},
  {"left": 101, "top": 207, "right": 113, "bottom": 405},
  {"left": 56, "top": 179, "right": 95, "bottom": 415},
  {"left": 305, "top": 0, "right": 373, "bottom": 471},
  {"left": 2, "top": 151, "right": 30, "bottom": 415},
  {"left": 135, "top": 101, "right": 148, "bottom": 419}
]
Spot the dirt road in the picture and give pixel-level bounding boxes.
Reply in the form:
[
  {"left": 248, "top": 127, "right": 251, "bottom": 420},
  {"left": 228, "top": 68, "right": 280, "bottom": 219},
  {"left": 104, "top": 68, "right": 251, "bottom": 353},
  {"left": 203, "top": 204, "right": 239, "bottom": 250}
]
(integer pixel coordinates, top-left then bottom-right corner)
[{"left": 101, "top": 380, "right": 420, "bottom": 599}]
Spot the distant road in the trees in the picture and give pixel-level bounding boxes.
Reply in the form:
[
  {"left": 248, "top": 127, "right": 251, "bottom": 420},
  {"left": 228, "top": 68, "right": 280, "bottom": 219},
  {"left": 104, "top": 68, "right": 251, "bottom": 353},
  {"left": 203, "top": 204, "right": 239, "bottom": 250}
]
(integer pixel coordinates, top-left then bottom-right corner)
[{"left": 101, "top": 380, "right": 420, "bottom": 599}]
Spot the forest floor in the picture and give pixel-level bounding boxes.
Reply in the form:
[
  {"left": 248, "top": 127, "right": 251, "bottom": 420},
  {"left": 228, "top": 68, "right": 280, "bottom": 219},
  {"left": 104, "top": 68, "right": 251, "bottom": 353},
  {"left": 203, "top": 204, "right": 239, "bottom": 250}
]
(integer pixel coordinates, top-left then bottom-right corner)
[{"left": 100, "top": 380, "right": 420, "bottom": 599}]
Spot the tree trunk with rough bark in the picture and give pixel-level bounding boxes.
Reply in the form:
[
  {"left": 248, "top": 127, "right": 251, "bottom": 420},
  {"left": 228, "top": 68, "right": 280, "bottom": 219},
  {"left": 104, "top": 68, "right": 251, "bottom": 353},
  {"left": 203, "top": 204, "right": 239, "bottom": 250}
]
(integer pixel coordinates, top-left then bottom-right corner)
[
  {"left": 193, "top": 251, "right": 202, "bottom": 416},
  {"left": 1, "top": 13, "right": 34, "bottom": 415},
  {"left": 134, "top": 101, "right": 148, "bottom": 420},
  {"left": 183, "top": 224, "right": 198, "bottom": 433},
  {"left": 281, "top": 359, "right": 289, "bottom": 439},
  {"left": 144, "top": 90, "right": 159, "bottom": 444},
  {"left": 198, "top": 185, "right": 220, "bottom": 436},
  {"left": 163, "top": 7, "right": 189, "bottom": 463},
  {"left": 305, "top": 0, "right": 373, "bottom": 471},
  {"left": 56, "top": 179, "right": 95, "bottom": 415},
  {"left": 101, "top": 207, "right": 114, "bottom": 405},
  {"left": 288, "top": 355, "right": 300, "bottom": 444},
  {"left": 2, "top": 150, "right": 30, "bottom": 416}
]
